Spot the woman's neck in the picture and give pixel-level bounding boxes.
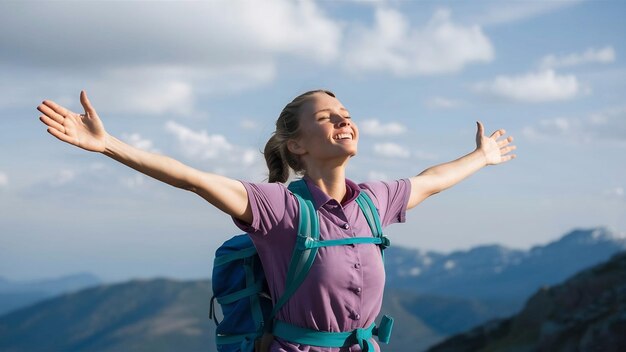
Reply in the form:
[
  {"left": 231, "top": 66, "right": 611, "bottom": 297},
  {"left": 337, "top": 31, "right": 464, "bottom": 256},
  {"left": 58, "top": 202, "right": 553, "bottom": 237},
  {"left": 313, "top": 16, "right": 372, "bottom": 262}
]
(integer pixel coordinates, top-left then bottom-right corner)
[{"left": 304, "top": 165, "right": 347, "bottom": 203}]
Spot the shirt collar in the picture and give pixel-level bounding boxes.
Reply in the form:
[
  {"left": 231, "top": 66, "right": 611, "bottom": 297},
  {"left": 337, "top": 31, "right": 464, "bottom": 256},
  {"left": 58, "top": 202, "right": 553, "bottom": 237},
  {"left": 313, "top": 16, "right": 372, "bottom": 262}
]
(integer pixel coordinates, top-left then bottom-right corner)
[{"left": 300, "top": 176, "right": 362, "bottom": 210}]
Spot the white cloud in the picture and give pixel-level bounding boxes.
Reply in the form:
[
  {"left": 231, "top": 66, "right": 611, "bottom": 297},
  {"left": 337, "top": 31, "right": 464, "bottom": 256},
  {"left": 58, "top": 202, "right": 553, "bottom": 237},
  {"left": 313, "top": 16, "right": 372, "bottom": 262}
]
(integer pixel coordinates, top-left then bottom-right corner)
[
  {"left": 585, "top": 107, "right": 626, "bottom": 144},
  {"left": 0, "top": 172, "right": 8, "bottom": 187},
  {"left": 540, "top": 46, "right": 616, "bottom": 69},
  {"left": 522, "top": 117, "right": 582, "bottom": 142},
  {"left": 165, "top": 121, "right": 234, "bottom": 160},
  {"left": 124, "top": 80, "right": 193, "bottom": 116},
  {"left": 122, "top": 174, "right": 147, "bottom": 190},
  {"left": 474, "top": 0, "right": 582, "bottom": 26},
  {"left": 368, "top": 171, "right": 390, "bottom": 181},
  {"left": 0, "top": 1, "right": 340, "bottom": 69},
  {"left": 474, "top": 69, "right": 581, "bottom": 102},
  {"left": 240, "top": 119, "right": 259, "bottom": 130},
  {"left": 50, "top": 169, "right": 76, "bottom": 187},
  {"left": 604, "top": 187, "right": 624, "bottom": 199},
  {"left": 344, "top": 8, "right": 493, "bottom": 76},
  {"left": 122, "top": 133, "right": 159, "bottom": 153},
  {"left": 522, "top": 106, "right": 626, "bottom": 146},
  {"left": 373, "top": 143, "right": 411, "bottom": 158},
  {"left": 0, "top": 1, "right": 340, "bottom": 109},
  {"left": 164, "top": 121, "right": 259, "bottom": 167},
  {"left": 360, "top": 119, "right": 406, "bottom": 136},
  {"left": 425, "top": 97, "right": 462, "bottom": 109}
]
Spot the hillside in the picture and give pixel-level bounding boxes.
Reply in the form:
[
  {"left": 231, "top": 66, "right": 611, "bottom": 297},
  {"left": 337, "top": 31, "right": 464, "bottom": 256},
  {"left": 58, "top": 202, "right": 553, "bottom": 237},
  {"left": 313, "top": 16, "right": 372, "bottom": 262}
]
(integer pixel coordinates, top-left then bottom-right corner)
[
  {"left": 0, "top": 227, "right": 624, "bottom": 351},
  {"left": 0, "top": 279, "right": 215, "bottom": 352},
  {"left": 426, "top": 251, "right": 626, "bottom": 352},
  {"left": 0, "top": 273, "right": 100, "bottom": 316}
]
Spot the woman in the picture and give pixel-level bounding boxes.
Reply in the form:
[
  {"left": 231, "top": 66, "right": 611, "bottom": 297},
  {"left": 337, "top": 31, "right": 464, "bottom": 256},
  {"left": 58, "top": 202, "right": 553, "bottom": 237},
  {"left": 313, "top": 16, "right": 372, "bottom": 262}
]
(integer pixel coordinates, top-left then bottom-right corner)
[{"left": 37, "top": 89, "right": 516, "bottom": 351}]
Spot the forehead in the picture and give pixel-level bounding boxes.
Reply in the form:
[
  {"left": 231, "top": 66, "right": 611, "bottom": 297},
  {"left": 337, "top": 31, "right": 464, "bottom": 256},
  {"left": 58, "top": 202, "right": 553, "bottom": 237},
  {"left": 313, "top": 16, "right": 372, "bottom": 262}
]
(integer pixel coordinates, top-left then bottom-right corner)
[{"left": 300, "top": 92, "right": 348, "bottom": 116}]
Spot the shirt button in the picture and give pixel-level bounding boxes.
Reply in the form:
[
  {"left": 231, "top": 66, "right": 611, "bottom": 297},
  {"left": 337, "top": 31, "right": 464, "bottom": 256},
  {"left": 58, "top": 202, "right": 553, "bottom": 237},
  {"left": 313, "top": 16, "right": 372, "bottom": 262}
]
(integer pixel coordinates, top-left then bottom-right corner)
[
  {"left": 355, "top": 287, "right": 362, "bottom": 294},
  {"left": 341, "top": 223, "right": 350, "bottom": 230},
  {"left": 354, "top": 263, "right": 361, "bottom": 269},
  {"left": 354, "top": 313, "right": 361, "bottom": 320}
]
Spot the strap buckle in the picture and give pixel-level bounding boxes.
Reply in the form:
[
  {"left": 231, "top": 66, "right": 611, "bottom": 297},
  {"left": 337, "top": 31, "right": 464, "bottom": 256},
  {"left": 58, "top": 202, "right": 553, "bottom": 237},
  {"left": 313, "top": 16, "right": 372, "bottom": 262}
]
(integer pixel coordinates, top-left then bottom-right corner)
[
  {"left": 379, "top": 236, "right": 391, "bottom": 249},
  {"left": 373, "top": 315, "right": 393, "bottom": 344}
]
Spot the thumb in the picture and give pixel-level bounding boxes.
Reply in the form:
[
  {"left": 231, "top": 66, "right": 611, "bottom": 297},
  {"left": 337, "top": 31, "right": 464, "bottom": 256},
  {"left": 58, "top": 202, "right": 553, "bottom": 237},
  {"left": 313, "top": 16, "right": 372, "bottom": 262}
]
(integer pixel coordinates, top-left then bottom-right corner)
[
  {"left": 80, "top": 90, "right": 96, "bottom": 116},
  {"left": 476, "top": 121, "right": 484, "bottom": 136},
  {"left": 476, "top": 121, "right": 484, "bottom": 147}
]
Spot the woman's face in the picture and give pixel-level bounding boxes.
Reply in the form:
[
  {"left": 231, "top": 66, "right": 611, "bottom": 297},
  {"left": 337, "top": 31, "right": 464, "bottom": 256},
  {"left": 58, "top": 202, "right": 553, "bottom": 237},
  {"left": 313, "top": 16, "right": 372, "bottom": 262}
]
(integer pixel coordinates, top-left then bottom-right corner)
[{"left": 291, "top": 92, "right": 359, "bottom": 162}]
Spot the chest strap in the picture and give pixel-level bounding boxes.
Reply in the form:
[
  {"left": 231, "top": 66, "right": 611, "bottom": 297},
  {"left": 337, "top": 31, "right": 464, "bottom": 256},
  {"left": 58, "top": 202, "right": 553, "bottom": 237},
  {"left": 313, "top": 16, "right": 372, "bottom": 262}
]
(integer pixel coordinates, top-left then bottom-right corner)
[
  {"left": 273, "top": 315, "right": 393, "bottom": 351},
  {"left": 296, "top": 234, "right": 390, "bottom": 250}
]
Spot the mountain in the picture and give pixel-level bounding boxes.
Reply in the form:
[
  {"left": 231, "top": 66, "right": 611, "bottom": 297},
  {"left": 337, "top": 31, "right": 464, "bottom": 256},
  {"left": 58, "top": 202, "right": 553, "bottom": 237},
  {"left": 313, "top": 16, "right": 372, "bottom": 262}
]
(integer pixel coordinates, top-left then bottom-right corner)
[
  {"left": 379, "top": 289, "right": 517, "bottom": 351},
  {"left": 385, "top": 227, "right": 626, "bottom": 303},
  {"left": 0, "top": 278, "right": 510, "bottom": 352},
  {"left": 0, "top": 278, "right": 215, "bottom": 352},
  {"left": 0, "top": 272, "right": 101, "bottom": 316},
  {"left": 426, "top": 250, "right": 626, "bottom": 352},
  {"left": 0, "top": 227, "right": 623, "bottom": 351}
]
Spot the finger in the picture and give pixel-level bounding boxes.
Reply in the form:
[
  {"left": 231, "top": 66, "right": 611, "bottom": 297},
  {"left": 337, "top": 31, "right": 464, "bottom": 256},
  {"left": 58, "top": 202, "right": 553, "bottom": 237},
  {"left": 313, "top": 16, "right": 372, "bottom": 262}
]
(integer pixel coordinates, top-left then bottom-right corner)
[
  {"left": 476, "top": 121, "right": 484, "bottom": 136},
  {"left": 42, "top": 99, "right": 72, "bottom": 117},
  {"left": 47, "top": 127, "right": 74, "bottom": 144},
  {"left": 80, "top": 90, "right": 96, "bottom": 117},
  {"left": 501, "top": 154, "right": 517, "bottom": 162},
  {"left": 37, "top": 104, "right": 65, "bottom": 124},
  {"left": 497, "top": 136, "right": 514, "bottom": 147},
  {"left": 490, "top": 129, "right": 505, "bottom": 139},
  {"left": 500, "top": 145, "right": 517, "bottom": 154},
  {"left": 39, "top": 115, "right": 65, "bottom": 132}
]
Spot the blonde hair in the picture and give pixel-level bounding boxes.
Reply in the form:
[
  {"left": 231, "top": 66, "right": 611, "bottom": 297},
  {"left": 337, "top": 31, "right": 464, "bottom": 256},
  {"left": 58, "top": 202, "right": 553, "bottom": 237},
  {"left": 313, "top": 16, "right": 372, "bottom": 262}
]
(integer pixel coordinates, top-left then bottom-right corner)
[{"left": 263, "top": 89, "right": 336, "bottom": 183}]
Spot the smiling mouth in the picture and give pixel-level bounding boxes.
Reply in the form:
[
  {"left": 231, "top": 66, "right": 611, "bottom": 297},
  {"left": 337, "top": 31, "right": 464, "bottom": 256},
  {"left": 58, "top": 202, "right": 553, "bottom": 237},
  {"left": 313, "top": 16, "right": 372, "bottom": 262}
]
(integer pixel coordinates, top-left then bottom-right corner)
[{"left": 333, "top": 133, "right": 353, "bottom": 140}]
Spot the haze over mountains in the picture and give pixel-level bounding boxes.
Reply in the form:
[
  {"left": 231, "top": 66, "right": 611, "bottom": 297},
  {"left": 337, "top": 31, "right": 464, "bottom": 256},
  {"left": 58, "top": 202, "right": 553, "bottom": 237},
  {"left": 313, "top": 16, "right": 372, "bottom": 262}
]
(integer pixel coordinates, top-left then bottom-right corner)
[
  {"left": 0, "top": 272, "right": 101, "bottom": 316},
  {"left": 1, "top": 227, "right": 624, "bottom": 351}
]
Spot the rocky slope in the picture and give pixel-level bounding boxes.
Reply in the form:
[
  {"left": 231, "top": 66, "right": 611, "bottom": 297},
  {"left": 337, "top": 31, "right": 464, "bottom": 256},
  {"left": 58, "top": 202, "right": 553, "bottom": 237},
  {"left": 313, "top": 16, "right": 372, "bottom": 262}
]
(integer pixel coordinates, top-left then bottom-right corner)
[{"left": 427, "top": 251, "right": 626, "bottom": 352}]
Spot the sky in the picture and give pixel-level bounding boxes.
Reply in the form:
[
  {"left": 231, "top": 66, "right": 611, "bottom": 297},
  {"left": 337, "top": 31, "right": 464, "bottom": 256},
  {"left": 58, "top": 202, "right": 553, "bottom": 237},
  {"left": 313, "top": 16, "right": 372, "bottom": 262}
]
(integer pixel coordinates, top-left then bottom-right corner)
[{"left": 1, "top": 0, "right": 625, "bottom": 284}]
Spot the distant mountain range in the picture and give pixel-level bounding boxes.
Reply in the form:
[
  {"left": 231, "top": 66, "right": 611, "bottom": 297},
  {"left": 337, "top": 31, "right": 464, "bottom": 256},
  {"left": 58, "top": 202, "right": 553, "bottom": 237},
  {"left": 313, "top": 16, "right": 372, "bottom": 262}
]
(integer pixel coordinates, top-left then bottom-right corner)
[
  {"left": 0, "top": 227, "right": 624, "bottom": 351},
  {"left": 0, "top": 272, "right": 100, "bottom": 316},
  {"left": 0, "top": 279, "right": 214, "bottom": 352},
  {"left": 385, "top": 227, "right": 626, "bottom": 303},
  {"left": 426, "top": 250, "right": 626, "bottom": 352}
]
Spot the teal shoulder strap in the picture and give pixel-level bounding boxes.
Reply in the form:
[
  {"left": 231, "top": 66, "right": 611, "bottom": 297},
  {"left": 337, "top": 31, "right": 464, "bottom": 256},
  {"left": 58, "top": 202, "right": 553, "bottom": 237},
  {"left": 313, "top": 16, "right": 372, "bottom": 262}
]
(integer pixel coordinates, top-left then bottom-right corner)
[
  {"left": 269, "top": 180, "right": 319, "bottom": 321},
  {"left": 269, "top": 180, "right": 390, "bottom": 322},
  {"left": 355, "top": 191, "right": 383, "bottom": 239},
  {"left": 354, "top": 190, "right": 389, "bottom": 260}
]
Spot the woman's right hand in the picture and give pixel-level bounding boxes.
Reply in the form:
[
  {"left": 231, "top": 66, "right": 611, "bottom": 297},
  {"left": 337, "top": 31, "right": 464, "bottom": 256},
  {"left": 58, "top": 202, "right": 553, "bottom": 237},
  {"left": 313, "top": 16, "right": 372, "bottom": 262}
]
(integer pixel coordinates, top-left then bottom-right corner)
[{"left": 37, "top": 90, "right": 107, "bottom": 153}]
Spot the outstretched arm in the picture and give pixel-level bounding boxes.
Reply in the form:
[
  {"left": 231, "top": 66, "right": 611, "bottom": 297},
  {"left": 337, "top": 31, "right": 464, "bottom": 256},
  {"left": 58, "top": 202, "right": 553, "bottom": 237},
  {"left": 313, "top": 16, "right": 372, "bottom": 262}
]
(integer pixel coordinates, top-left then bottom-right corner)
[
  {"left": 37, "top": 90, "right": 252, "bottom": 223},
  {"left": 407, "top": 121, "right": 516, "bottom": 209}
]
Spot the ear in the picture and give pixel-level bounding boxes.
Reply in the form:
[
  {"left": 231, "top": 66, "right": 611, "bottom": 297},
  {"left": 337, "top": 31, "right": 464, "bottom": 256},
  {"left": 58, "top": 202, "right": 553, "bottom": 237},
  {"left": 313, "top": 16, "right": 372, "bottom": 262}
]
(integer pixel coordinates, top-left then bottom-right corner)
[{"left": 287, "top": 139, "right": 307, "bottom": 156}]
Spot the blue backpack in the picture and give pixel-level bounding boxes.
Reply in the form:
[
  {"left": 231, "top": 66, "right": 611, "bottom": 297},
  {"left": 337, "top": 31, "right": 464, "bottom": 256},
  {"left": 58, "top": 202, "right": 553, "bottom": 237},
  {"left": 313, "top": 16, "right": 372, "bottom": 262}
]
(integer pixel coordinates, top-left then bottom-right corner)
[{"left": 209, "top": 179, "right": 394, "bottom": 351}]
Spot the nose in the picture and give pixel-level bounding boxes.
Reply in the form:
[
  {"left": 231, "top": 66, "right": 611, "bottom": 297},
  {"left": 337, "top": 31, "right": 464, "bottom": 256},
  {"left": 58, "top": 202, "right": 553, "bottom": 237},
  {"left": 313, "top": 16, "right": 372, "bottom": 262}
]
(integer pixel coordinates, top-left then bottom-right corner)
[{"left": 336, "top": 116, "right": 351, "bottom": 128}]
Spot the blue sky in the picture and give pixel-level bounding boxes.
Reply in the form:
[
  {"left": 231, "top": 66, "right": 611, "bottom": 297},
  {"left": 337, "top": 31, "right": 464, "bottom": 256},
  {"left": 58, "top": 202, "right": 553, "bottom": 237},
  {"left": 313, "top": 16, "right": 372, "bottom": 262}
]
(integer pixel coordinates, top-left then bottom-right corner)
[{"left": 1, "top": 0, "right": 625, "bottom": 283}]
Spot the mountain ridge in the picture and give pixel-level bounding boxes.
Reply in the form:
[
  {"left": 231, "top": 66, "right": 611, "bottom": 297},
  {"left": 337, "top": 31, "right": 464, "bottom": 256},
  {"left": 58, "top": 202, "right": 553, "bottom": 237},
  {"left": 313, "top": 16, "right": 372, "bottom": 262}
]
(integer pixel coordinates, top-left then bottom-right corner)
[
  {"left": 426, "top": 250, "right": 626, "bottom": 352},
  {"left": 1, "top": 226, "right": 624, "bottom": 351}
]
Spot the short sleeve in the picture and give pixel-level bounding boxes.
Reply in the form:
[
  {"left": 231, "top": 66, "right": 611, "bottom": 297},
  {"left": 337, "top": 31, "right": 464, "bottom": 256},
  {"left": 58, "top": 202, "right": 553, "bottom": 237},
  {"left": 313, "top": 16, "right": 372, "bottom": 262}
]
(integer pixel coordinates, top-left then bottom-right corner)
[
  {"left": 232, "top": 181, "right": 297, "bottom": 236},
  {"left": 359, "top": 178, "right": 411, "bottom": 227}
]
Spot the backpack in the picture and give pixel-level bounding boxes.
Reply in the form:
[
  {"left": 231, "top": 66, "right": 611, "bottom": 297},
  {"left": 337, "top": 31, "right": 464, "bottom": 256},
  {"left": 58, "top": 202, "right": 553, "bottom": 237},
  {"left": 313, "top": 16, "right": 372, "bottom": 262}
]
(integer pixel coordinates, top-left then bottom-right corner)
[{"left": 209, "top": 179, "right": 394, "bottom": 351}]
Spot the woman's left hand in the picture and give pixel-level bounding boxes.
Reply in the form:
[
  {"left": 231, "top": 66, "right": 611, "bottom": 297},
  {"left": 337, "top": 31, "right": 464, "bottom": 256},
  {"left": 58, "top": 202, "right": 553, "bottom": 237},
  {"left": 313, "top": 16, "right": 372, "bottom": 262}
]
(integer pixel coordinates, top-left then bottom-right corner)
[{"left": 475, "top": 121, "right": 517, "bottom": 165}]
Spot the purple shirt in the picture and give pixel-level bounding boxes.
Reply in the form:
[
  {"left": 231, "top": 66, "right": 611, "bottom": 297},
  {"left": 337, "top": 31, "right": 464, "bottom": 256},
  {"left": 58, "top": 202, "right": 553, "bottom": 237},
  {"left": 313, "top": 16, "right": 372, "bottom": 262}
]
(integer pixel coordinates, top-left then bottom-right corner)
[{"left": 233, "top": 177, "right": 411, "bottom": 352}]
